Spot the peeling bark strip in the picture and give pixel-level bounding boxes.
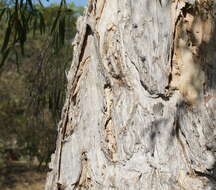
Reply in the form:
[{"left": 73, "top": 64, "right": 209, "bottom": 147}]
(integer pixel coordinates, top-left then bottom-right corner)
[{"left": 46, "top": 0, "right": 216, "bottom": 189}]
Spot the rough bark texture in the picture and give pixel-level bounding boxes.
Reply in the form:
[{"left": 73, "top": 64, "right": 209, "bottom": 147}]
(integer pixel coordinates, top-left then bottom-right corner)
[{"left": 46, "top": 0, "right": 216, "bottom": 189}]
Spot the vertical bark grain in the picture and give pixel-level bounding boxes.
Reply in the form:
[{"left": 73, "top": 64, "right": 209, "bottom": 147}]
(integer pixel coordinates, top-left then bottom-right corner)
[{"left": 46, "top": 0, "right": 216, "bottom": 189}]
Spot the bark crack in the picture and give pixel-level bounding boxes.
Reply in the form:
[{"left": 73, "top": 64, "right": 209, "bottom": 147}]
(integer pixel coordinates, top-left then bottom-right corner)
[
  {"left": 102, "top": 83, "right": 118, "bottom": 162},
  {"left": 167, "top": 0, "right": 185, "bottom": 94}
]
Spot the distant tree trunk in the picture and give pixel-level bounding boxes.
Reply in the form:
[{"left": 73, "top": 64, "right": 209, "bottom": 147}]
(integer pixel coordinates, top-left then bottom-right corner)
[{"left": 46, "top": 0, "right": 216, "bottom": 189}]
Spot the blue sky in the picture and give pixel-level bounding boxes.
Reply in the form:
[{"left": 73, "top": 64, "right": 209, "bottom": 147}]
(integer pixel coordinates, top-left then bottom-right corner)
[{"left": 42, "top": 0, "right": 87, "bottom": 7}]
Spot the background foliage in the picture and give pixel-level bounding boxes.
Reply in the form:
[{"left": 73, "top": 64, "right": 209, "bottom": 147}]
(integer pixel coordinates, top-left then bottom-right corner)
[{"left": 0, "top": 0, "right": 84, "bottom": 182}]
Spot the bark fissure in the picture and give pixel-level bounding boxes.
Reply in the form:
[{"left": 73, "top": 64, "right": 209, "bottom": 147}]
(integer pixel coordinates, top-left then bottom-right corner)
[
  {"left": 168, "top": 2, "right": 185, "bottom": 92},
  {"left": 102, "top": 83, "right": 118, "bottom": 162}
]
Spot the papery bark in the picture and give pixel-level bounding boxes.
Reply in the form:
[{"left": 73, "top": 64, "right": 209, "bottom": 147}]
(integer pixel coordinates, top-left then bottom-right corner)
[{"left": 46, "top": 0, "right": 216, "bottom": 189}]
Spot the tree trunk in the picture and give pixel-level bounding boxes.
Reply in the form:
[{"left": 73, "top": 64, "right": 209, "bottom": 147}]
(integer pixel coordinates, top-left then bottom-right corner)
[{"left": 46, "top": 0, "right": 216, "bottom": 189}]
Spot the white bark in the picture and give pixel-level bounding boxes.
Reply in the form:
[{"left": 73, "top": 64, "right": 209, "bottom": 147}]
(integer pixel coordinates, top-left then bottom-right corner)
[{"left": 46, "top": 0, "right": 216, "bottom": 189}]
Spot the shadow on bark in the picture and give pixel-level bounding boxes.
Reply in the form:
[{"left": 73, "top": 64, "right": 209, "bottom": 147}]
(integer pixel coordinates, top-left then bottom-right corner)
[{"left": 169, "top": 1, "right": 216, "bottom": 185}]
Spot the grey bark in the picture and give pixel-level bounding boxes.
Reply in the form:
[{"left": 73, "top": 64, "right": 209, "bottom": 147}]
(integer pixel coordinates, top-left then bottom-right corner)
[{"left": 46, "top": 0, "right": 216, "bottom": 189}]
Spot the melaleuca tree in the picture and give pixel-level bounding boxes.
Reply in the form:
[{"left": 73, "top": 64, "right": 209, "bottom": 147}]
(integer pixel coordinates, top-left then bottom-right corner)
[{"left": 46, "top": 0, "right": 216, "bottom": 189}]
